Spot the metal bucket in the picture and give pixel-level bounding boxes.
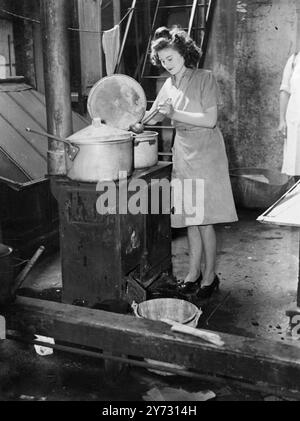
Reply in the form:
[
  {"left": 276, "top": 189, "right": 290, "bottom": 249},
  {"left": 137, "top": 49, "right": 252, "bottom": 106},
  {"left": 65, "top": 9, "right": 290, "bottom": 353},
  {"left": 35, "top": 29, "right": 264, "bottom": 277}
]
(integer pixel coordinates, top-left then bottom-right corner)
[
  {"left": 0, "top": 245, "right": 14, "bottom": 306},
  {"left": 132, "top": 298, "right": 202, "bottom": 375},
  {"left": 229, "top": 168, "right": 293, "bottom": 209},
  {"left": 132, "top": 298, "right": 201, "bottom": 327}
]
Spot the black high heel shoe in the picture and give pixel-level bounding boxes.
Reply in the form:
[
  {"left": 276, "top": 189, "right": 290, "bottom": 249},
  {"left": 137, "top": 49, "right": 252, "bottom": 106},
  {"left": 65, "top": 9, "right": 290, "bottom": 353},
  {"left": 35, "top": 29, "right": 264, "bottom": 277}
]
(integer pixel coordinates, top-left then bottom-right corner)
[
  {"left": 177, "top": 273, "right": 203, "bottom": 294},
  {"left": 196, "top": 275, "right": 220, "bottom": 299}
]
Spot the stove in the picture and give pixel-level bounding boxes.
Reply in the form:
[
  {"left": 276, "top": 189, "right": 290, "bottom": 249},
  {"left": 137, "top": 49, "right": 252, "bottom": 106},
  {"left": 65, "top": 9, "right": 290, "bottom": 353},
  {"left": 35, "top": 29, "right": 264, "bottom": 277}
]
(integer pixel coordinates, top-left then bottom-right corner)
[{"left": 52, "top": 162, "right": 173, "bottom": 307}]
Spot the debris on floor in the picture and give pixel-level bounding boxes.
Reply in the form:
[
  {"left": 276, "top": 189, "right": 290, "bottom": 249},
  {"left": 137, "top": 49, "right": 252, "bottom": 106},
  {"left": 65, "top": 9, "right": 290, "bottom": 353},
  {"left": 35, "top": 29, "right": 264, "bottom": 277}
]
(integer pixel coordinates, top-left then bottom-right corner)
[
  {"left": 143, "top": 386, "right": 216, "bottom": 401},
  {"left": 263, "top": 395, "right": 285, "bottom": 401},
  {"left": 19, "top": 395, "right": 47, "bottom": 401},
  {"left": 34, "top": 335, "right": 55, "bottom": 356},
  {"left": 0, "top": 316, "right": 5, "bottom": 340}
]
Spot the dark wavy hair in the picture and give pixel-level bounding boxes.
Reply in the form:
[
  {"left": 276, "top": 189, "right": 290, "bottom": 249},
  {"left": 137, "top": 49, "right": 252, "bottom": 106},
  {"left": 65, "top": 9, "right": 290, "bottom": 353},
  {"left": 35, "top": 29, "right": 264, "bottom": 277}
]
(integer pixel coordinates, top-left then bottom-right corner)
[{"left": 150, "top": 26, "right": 202, "bottom": 69}]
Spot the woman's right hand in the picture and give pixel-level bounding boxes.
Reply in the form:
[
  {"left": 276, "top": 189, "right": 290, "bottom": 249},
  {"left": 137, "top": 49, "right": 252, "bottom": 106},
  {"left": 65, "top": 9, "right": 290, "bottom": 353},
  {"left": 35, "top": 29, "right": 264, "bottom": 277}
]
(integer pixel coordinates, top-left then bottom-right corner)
[{"left": 278, "top": 120, "right": 287, "bottom": 137}]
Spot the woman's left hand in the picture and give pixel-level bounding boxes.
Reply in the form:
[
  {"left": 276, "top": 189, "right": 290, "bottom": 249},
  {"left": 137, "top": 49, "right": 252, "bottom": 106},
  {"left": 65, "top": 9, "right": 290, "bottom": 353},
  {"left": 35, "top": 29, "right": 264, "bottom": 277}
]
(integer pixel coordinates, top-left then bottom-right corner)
[{"left": 158, "top": 98, "right": 174, "bottom": 118}]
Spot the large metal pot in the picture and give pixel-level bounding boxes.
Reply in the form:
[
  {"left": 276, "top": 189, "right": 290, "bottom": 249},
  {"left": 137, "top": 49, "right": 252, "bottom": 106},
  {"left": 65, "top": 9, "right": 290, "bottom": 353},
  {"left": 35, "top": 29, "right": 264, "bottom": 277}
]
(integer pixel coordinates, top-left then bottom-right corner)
[
  {"left": 66, "top": 119, "right": 133, "bottom": 182},
  {"left": 27, "top": 122, "right": 133, "bottom": 183},
  {"left": 134, "top": 131, "right": 158, "bottom": 169}
]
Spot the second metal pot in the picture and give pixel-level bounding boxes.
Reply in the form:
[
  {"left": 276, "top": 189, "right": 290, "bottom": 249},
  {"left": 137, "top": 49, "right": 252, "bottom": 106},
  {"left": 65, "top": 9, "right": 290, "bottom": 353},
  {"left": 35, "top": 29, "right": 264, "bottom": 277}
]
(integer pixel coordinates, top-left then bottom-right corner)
[{"left": 133, "top": 131, "right": 158, "bottom": 169}]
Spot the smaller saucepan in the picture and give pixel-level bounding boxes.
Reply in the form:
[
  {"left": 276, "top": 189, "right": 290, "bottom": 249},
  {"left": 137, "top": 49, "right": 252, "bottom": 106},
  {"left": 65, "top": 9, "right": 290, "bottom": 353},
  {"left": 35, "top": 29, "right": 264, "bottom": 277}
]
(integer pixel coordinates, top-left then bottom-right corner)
[{"left": 133, "top": 131, "right": 159, "bottom": 169}]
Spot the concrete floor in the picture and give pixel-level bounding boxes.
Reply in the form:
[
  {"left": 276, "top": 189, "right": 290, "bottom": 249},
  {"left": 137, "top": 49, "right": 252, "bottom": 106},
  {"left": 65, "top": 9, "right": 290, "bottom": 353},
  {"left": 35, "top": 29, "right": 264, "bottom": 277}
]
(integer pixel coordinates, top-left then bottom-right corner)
[{"left": 1, "top": 208, "right": 300, "bottom": 401}]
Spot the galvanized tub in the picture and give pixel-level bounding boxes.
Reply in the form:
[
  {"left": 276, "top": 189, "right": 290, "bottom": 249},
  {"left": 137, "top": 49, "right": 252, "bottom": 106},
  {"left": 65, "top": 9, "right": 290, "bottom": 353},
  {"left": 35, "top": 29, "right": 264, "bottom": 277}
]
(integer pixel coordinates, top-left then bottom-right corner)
[{"left": 132, "top": 298, "right": 202, "bottom": 375}]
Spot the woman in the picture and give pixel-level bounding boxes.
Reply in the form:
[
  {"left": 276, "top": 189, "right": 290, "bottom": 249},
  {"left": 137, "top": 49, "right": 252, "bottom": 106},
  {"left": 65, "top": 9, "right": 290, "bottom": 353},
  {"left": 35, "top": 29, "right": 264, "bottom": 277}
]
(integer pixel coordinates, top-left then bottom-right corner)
[
  {"left": 146, "top": 27, "right": 238, "bottom": 299},
  {"left": 278, "top": 52, "right": 300, "bottom": 180}
]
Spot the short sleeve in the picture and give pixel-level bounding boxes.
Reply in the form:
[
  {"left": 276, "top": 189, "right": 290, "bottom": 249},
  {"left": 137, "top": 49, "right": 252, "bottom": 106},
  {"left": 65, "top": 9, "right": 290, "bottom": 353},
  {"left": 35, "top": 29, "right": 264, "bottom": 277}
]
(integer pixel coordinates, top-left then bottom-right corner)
[
  {"left": 200, "top": 71, "right": 223, "bottom": 111},
  {"left": 280, "top": 55, "right": 294, "bottom": 94}
]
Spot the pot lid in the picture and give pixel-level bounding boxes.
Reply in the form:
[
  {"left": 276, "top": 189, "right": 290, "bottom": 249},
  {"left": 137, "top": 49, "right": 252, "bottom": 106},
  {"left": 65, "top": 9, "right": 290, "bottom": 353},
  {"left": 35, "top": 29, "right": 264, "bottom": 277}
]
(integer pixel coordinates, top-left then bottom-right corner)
[
  {"left": 67, "top": 118, "right": 132, "bottom": 144},
  {"left": 87, "top": 74, "right": 147, "bottom": 131}
]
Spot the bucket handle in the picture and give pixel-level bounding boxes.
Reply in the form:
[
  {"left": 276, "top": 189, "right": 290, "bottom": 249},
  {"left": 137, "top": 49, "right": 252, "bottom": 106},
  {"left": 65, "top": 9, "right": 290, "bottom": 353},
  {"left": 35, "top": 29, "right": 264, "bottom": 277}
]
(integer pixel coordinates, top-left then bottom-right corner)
[
  {"left": 133, "top": 138, "right": 156, "bottom": 147},
  {"left": 193, "top": 308, "right": 203, "bottom": 326},
  {"left": 131, "top": 301, "right": 141, "bottom": 318}
]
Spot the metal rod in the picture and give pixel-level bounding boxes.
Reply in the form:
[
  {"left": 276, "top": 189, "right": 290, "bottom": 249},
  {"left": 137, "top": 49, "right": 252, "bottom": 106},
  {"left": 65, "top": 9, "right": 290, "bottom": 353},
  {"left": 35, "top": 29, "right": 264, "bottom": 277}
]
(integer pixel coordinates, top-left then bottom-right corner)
[
  {"left": 188, "top": 0, "right": 198, "bottom": 37},
  {"left": 141, "top": 0, "right": 161, "bottom": 78},
  {"left": 258, "top": 180, "right": 300, "bottom": 221},
  {"left": 158, "top": 152, "right": 173, "bottom": 157},
  {"left": 7, "top": 34, "right": 12, "bottom": 76},
  {"left": 115, "top": 0, "right": 137, "bottom": 73},
  {"left": 6, "top": 333, "right": 199, "bottom": 378},
  {"left": 11, "top": 246, "right": 45, "bottom": 295},
  {"left": 204, "top": 292, "right": 231, "bottom": 326},
  {"left": 6, "top": 332, "right": 300, "bottom": 400}
]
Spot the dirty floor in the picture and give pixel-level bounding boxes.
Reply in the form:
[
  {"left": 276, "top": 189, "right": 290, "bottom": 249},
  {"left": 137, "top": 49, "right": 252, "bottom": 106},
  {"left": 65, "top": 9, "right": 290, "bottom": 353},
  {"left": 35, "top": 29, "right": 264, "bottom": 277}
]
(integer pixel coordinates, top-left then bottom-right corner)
[{"left": 0, "top": 208, "right": 300, "bottom": 402}]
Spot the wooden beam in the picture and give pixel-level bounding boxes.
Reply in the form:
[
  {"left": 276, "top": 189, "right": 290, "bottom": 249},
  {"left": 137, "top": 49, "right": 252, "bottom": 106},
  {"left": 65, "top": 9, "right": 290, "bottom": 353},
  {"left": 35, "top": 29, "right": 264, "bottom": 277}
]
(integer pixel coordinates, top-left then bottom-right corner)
[
  {"left": 5, "top": 296, "right": 300, "bottom": 393},
  {"left": 113, "top": 0, "right": 121, "bottom": 26},
  {"left": 77, "top": 0, "right": 103, "bottom": 96}
]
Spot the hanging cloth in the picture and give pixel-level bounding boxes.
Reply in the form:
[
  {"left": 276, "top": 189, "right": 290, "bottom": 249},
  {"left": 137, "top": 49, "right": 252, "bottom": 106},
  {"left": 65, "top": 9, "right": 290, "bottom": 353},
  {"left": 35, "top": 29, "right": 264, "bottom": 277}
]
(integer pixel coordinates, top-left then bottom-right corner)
[{"left": 102, "top": 25, "right": 120, "bottom": 76}]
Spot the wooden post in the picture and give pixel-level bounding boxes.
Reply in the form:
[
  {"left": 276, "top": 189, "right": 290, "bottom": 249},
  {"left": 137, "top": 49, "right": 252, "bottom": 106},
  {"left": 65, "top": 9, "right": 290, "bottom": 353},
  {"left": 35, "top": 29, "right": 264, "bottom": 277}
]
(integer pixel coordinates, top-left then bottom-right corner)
[
  {"left": 298, "top": 232, "right": 300, "bottom": 307},
  {"left": 113, "top": 0, "right": 121, "bottom": 26},
  {"left": 40, "top": 0, "right": 73, "bottom": 176},
  {"left": 77, "top": 0, "right": 103, "bottom": 97}
]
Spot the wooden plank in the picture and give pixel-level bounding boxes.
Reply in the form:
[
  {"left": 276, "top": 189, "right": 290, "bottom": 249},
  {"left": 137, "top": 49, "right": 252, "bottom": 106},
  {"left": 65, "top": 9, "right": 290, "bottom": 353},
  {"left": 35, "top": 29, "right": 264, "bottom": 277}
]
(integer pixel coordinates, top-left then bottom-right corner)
[
  {"left": 5, "top": 296, "right": 300, "bottom": 393},
  {"left": 77, "top": 0, "right": 103, "bottom": 96}
]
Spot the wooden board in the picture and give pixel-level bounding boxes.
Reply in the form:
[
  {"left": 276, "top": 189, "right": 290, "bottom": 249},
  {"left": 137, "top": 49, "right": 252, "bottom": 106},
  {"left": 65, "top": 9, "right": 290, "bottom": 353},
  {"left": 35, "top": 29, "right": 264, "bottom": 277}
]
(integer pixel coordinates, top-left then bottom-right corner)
[
  {"left": 5, "top": 296, "right": 300, "bottom": 394},
  {"left": 77, "top": 0, "right": 103, "bottom": 96},
  {"left": 258, "top": 181, "right": 300, "bottom": 227}
]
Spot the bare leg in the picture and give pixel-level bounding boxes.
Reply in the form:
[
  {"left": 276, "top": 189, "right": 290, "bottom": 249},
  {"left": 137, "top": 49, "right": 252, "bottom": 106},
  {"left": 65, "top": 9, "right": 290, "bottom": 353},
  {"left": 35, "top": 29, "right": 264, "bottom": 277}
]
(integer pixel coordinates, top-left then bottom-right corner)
[
  {"left": 184, "top": 225, "right": 203, "bottom": 283},
  {"left": 199, "top": 225, "right": 217, "bottom": 286}
]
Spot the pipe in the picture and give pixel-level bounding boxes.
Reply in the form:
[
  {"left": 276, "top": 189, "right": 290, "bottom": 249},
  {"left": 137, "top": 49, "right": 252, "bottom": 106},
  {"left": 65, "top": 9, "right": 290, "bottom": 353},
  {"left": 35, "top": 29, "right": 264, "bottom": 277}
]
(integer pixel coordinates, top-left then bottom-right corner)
[
  {"left": 115, "top": 0, "right": 137, "bottom": 73},
  {"left": 11, "top": 246, "right": 45, "bottom": 297},
  {"left": 6, "top": 332, "right": 300, "bottom": 400},
  {"left": 40, "top": 0, "right": 73, "bottom": 176}
]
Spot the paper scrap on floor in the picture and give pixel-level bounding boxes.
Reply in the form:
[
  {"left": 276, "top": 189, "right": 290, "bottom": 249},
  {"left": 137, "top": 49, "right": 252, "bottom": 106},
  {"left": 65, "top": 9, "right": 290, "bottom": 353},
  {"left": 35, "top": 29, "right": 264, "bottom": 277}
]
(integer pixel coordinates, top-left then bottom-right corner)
[
  {"left": 240, "top": 174, "right": 270, "bottom": 184},
  {"left": 34, "top": 335, "right": 55, "bottom": 356},
  {"left": 0, "top": 316, "right": 6, "bottom": 340},
  {"left": 143, "top": 387, "right": 216, "bottom": 401}
]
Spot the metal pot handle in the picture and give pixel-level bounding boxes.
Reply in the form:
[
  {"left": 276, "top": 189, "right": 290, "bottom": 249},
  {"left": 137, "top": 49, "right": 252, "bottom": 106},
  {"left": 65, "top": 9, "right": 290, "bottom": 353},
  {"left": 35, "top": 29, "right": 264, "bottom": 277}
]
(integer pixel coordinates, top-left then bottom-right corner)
[
  {"left": 131, "top": 301, "right": 141, "bottom": 318},
  {"left": 133, "top": 138, "right": 156, "bottom": 147},
  {"left": 193, "top": 308, "right": 203, "bottom": 326},
  {"left": 26, "top": 128, "right": 79, "bottom": 161}
]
